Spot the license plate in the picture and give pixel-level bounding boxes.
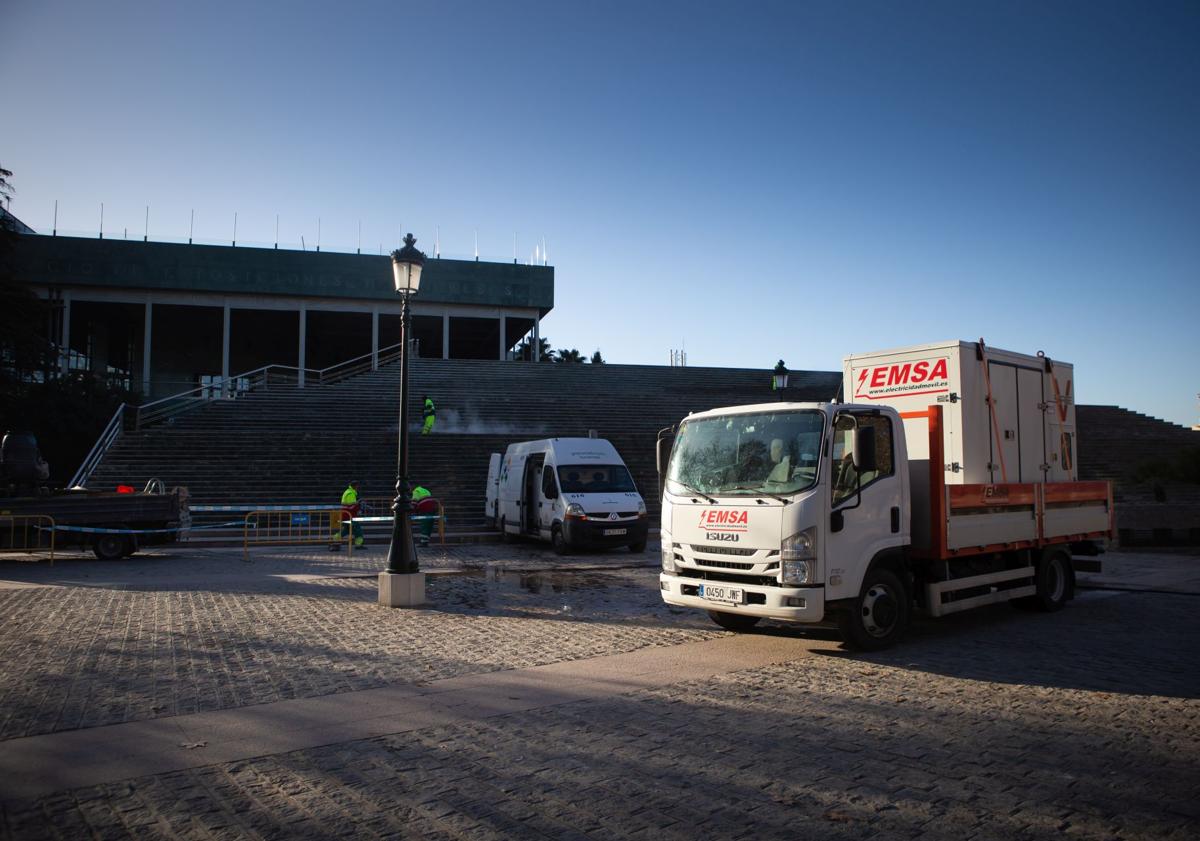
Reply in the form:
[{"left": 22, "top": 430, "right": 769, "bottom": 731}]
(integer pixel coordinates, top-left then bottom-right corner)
[
  {"left": 699, "top": 584, "right": 744, "bottom": 605},
  {"left": 603, "top": 528, "right": 627, "bottom": 536}
]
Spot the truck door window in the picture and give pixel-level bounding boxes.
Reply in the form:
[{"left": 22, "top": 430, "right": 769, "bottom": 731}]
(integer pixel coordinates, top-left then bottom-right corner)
[
  {"left": 832, "top": 414, "right": 894, "bottom": 506},
  {"left": 541, "top": 464, "right": 559, "bottom": 499}
]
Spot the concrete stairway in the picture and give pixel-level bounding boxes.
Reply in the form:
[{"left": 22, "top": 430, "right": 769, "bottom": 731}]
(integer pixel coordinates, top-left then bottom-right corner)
[{"left": 88, "top": 359, "right": 842, "bottom": 533}]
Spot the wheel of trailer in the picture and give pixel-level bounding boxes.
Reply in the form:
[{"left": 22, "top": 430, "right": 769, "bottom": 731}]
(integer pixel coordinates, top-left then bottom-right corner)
[
  {"left": 707, "top": 611, "right": 760, "bottom": 632},
  {"left": 838, "top": 568, "right": 910, "bottom": 651},
  {"left": 628, "top": 539, "right": 646, "bottom": 553},
  {"left": 1016, "top": 549, "right": 1072, "bottom": 612},
  {"left": 93, "top": 532, "right": 131, "bottom": 561},
  {"left": 552, "top": 525, "right": 569, "bottom": 555}
]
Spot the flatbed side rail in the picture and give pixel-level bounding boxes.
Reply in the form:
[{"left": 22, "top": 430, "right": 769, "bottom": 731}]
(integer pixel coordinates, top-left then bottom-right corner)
[
  {"left": 923, "top": 404, "right": 1113, "bottom": 560},
  {"left": 0, "top": 515, "right": 56, "bottom": 564}
]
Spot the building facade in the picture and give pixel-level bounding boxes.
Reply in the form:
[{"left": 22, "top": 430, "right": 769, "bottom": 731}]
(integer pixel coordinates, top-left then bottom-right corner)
[{"left": 10, "top": 234, "right": 553, "bottom": 398}]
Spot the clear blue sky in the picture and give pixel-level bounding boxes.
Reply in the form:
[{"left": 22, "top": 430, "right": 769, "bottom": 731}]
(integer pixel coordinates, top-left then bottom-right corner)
[{"left": 3, "top": 0, "right": 1198, "bottom": 425}]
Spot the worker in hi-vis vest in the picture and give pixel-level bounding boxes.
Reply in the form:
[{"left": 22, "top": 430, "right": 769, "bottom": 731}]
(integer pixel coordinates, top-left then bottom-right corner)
[
  {"left": 412, "top": 484, "right": 436, "bottom": 545},
  {"left": 422, "top": 395, "right": 436, "bottom": 435},
  {"left": 332, "top": 480, "right": 364, "bottom": 550}
]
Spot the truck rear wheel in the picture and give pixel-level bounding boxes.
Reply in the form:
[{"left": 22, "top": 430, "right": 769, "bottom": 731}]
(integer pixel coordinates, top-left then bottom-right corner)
[
  {"left": 707, "top": 611, "right": 760, "bottom": 632},
  {"left": 1015, "top": 549, "right": 1072, "bottom": 612},
  {"left": 93, "top": 533, "right": 131, "bottom": 562},
  {"left": 838, "top": 568, "right": 910, "bottom": 651}
]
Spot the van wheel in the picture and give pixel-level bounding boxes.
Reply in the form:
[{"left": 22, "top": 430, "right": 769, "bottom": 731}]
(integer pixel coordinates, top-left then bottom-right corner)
[
  {"left": 93, "top": 533, "right": 130, "bottom": 561},
  {"left": 708, "top": 611, "right": 760, "bottom": 632},
  {"left": 838, "top": 568, "right": 910, "bottom": 651},
  {"left": 552, "top": 526, "right": 569, "bottom": 555},
  {"left": 499, "top": 518, "right": 512, "bottom": 543},
  {"left": 628, "top": 540, "right": 646, "bottom": 553},
  {"left": 1015, "top": 550, "right": 1072, "bottom": 612}
]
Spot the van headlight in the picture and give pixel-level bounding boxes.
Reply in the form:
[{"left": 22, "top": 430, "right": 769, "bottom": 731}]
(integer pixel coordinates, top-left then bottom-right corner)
[
  {"left": 661, "top": 536, "right": 677, "bottom": 573},
  {"left": 566, "top": 503, "right": 585, "bottom": 520},
  {"left": 637, "top": 498, "right": 647, "bottom": 517},
  {"left": 781, "top": 527, "right": 817, "bottom": 585}
]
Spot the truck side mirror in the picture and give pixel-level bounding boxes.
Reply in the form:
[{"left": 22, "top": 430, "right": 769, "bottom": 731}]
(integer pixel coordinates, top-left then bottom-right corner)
[
  {"left": 656, "top": 427, "right": 675, "bottom": 477},
  {"left": 851, "top": 427, "right": 876, "bottom": 472}
]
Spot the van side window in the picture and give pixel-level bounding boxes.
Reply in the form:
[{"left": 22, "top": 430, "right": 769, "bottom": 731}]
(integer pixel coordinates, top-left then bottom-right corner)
[
  {"left": 832, "top": 414, "right": 895, "bottom": 506},
  {"left": 542, "top": 464, "right": 558, "bottom": 498}
]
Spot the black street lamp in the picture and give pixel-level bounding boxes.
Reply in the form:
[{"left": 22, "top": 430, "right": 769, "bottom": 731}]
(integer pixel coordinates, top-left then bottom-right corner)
[
  {"left": 384, "top": 233, "right": 426, "bottom": 578},
  {"left": 772, "top": 360, "right": 789, "bottom": 400}
]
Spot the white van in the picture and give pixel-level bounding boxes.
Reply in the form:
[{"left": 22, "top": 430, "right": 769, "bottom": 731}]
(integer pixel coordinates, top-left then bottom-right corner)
[{"left": 486, "top": 438, "right": 648, "bottom": 554}]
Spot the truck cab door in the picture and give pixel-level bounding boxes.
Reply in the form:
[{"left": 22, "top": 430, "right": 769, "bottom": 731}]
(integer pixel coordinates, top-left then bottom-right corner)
[{"left": 825, "top": 412, "right": 903, "bottom": 600}]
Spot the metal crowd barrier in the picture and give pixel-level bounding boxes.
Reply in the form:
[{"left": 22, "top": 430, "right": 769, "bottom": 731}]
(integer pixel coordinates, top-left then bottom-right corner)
[
  {"left": 0, "top": 515, "right": 56, "bottom": 564},
  {"left": 352, "top": 497, "right": 446, "bottom": 552},
  {"left": 242, "top": 509, "right": 341, "bottom": 560}
]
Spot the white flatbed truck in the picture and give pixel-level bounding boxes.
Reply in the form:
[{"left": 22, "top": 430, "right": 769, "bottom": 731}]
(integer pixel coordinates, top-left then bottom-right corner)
[{"left": 656, "top": 340, "right": 1112, "bottom": 649}]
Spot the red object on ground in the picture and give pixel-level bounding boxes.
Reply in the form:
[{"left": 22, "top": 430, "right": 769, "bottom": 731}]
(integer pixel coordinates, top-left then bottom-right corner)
[{"left": 116, "top": 485, "right": 135, "bottom": 494}]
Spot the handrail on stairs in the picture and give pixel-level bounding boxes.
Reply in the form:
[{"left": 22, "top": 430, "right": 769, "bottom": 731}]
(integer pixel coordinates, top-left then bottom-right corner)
[
  {"left": 69, "top": 403, "right": 127, "bottom": 489},
  {"left": 69, "top": 340, "right": 416, "bottom": 488}
]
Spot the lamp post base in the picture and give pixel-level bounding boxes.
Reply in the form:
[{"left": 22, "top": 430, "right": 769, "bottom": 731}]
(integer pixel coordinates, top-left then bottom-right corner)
[{"left": 378, "top": 571, "right": 426, "bottom": 607}]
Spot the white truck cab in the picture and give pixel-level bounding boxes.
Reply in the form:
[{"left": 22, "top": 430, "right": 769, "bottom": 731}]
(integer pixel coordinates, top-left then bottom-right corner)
[
  {"left": 658, "top": 402, "right": 904, "bottom": 635},
  {"left": 488, "top": 438, "right": 649, "bottom": 554}
]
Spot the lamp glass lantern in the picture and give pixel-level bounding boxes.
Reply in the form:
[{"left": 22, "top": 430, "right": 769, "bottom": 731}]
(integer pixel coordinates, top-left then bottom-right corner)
[{"left": 392, "top": 235, "right": 425, "bottom": 294}]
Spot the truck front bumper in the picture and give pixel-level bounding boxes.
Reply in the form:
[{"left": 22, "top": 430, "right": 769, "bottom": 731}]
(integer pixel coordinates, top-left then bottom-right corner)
[{"left": 659, "top": 573, "right": 825, "bottom": 623}]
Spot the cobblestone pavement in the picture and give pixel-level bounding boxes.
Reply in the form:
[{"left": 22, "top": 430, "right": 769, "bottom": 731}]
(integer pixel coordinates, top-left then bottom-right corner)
[
  {"left": 0, "top": 559, "right": 714, "bottom": 740},
  {"left": 3, "top": 589, "right": 1197, "bottom": 839},
  {"left": 1, "top": 548, "right": 1198, "bottom": 839}
]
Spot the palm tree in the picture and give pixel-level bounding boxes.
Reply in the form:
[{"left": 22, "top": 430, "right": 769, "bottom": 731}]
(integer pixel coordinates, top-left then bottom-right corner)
[
  {"left": 554, "top": 348, "right": 584, "bottom": 364},
  {"left": 590, "top": 350, "right": 605, "bottom": 364},
  {"left": 514, "top": 336, "right": 554, "bottom": 362}
]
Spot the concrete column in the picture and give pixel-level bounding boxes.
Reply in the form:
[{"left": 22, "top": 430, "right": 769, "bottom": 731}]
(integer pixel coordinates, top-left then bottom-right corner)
[
  {"left": 498, "top": 313, "right": 507, "bottom": 360},
  {"left": 221, "top": 302, "right": 231, "bottom": 395},
  {"left": 59, "top": 292, "right": 72, "bottom": 376},
  {"left": 371, "top": 307, "right": 380, "bottom": 371},
  {"left": 142, "top": 300, "right": 153, "bottom": 397},
  {"left": 442, "top": 313, "right": 450, "bottom": 360},
  {"left": 298, "top": 307, "right": 307, "bottom": 387},
  {"left": 533, "top": 318, "right": 541, "bottom": 362}
]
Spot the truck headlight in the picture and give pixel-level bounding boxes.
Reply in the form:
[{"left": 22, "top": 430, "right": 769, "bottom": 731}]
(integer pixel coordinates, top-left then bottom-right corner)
[
  {"left": 661, "top": 537, "right": 677, "bottom": 573},
  {"left": 637, "top": 499, "right": 647, "bottom": 517},
  {"left": 781, "top": 527, "right": 817, "bottom": 585},
  {"left": 566, "top": 503, "right": 585, "bottom": 519}
]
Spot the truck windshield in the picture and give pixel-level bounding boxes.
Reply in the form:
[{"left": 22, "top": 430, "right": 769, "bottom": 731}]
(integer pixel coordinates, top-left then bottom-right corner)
[
  {"left": 667, "top": 410, "right": 824, "bottom": 497},
  {"left": 558, "top": 464, "right": 637, "bottom": 493}
]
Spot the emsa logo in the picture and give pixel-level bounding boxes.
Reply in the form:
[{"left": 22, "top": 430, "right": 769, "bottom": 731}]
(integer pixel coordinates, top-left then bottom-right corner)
[
  {"left": 698, "top": 510, "right": 749, "bottom": 532},
  {"left": 854, "top": 358, "right": 950, "bottom": 400}
]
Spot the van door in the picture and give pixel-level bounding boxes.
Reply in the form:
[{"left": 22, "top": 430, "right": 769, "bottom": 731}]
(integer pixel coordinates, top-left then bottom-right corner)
[
  {"left": 523, "top": 454, "right": 545, "bottom": 533},
  {"left": 539, "top": 463, "right": 560, "bottom": 533}
]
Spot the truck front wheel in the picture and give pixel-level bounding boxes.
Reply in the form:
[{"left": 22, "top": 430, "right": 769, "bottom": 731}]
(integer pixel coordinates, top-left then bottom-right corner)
[
  {"left": 838, "top": 568, "right": 910, "bottom": 651},
  {"left": 708, "top": 611, "right": 760, "bottom": 632}
]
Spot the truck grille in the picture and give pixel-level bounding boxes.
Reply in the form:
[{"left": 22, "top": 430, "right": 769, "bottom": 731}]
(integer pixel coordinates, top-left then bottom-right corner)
[
  {"left": 694, "top": 559, "right": 754, "bottom": 571},
  {"left": 677, "top": 567, "right": 780, "bottom": 587},
  {"left": 688, "top": 545, "right": 755, "bottom": 556},
  {"left": 588, "top": 512, "right": 638, "bottom": 519}
]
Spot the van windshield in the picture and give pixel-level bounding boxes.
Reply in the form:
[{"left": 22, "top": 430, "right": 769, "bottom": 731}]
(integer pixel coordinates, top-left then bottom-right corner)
[
  {"left": 667, "top": 409, "right": 825, "bottom": 496},
  {"left": 558, "top": 464, "right": 637, "bottom": 493}
]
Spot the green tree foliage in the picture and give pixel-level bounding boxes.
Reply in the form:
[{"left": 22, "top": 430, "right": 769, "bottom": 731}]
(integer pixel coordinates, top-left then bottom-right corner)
[
  {"left": 514, "top": 336, "right": 554, "bottom": 362},
  {"left": 554, "top": 348, "right": 584, "bottom": 364},
  {"left": 590, "top": 350, "right": 605, "bottom": 364},
  {"left": 0, "top": 166, "right": 132, "bottom": 487}
]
